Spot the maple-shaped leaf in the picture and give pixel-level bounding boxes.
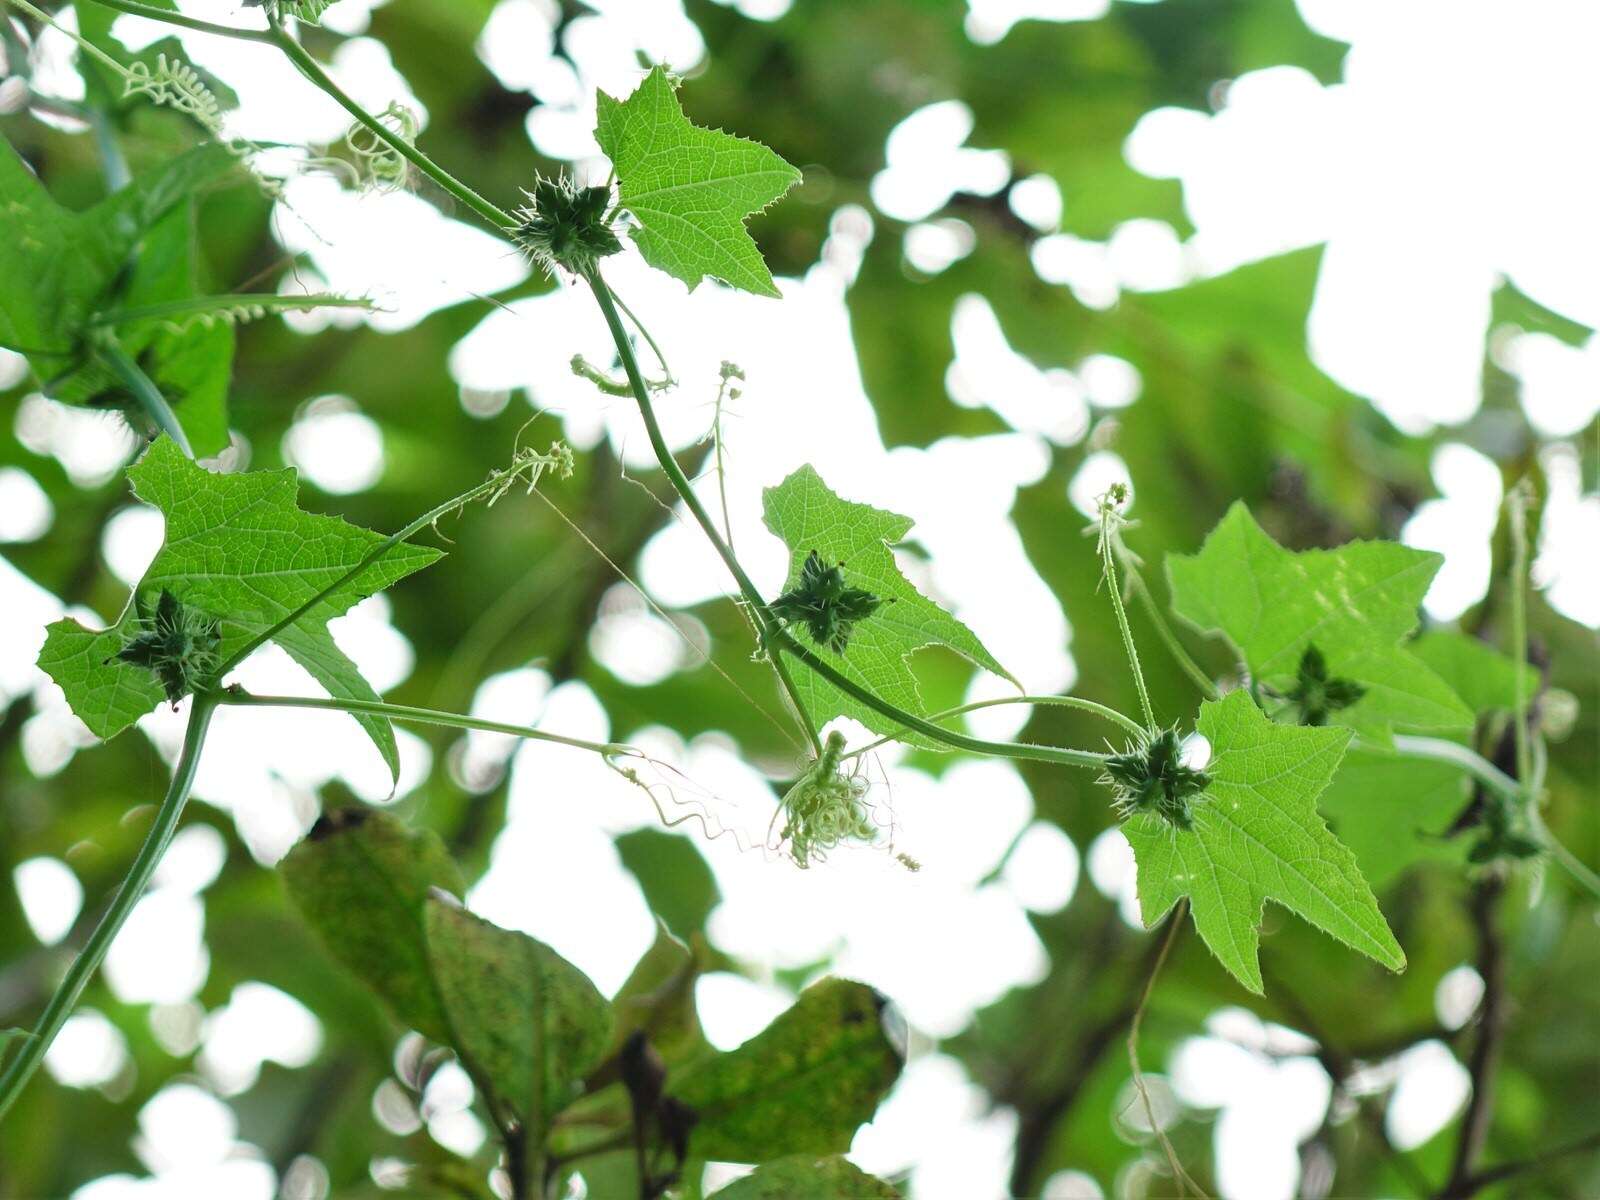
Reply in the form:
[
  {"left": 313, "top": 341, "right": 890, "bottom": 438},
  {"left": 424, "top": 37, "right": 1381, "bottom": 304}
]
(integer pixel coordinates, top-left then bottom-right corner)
[
  {"left": 1166, "top": 503, "right": 1471, "bottom": 744},
  {"left": 0, "top": 136, "right": 237, "bottom": 455},
  {"left": 762, "top": 465, "right": 1017, "bottom": 748},
  {"left": 1123, "top": 690, "right": 1406, "bottom": 993},
  {"left": 38, "top": 438, "right": 440, "bottom": 779},
  {"left": 594, "top": 66, "right": 801, "bottom": 297}
]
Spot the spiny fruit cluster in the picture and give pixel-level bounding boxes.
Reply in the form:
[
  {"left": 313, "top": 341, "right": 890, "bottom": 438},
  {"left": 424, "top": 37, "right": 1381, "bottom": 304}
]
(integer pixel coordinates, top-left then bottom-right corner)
[
  {"left": 771, "top": 550, "right": 888, "bottom": 654},
  {"left": 1284, "top": 644, "right": 1366, "bottom": 726},
  {"left": 513, "top": 173, "right": 622, "bottom": 277},
  {"left": 1101, "top": 726, "right": 1210, "bottom": 830},
  {"left": 114, "top": 589, "right": 222, "bottom": 707}
]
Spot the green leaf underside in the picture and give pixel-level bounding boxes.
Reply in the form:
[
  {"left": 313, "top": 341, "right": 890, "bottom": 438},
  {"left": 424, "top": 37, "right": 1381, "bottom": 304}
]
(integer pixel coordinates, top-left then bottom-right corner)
[
  {"left": 1123, "top": 690, "right": 1405, "bottom": 994},
  {"left": 712, "top": 1155, "right": 903, "bottom": 1199},
  {"left": 594, "top": 66, "right": 801, "bottom": 297},
  {"left": 670, "top": 977, "right": 901, "bottom": 1162},
  {"left": 0, "top": 137, "right": 237, "bottom": 451},
  {"left": 1319, "top": 750, "right": 1470, "bottom": 889},
  {"left": 49, "top": 205, "right": 234, "bottom": 457},
  {"left": 762, "top": 465, "right": 1017, "bottom": 748},
  {"left": 38, "top": 438, "right": 440, "bottom": 778},
  {"left": 423, "top": 899, "right": 613, "bottom": 1125},
  {"left": 1167, "top": 502, "right": 1471, "bottom": 743},
  {"left": 281, "top": 809, "right": 464, "bottom": 1043},
  {"left": 1314, "top": 632, "right": 1530, "bottom": 888},
  {"left": 1411, "top": 631, "right": 1538, "bottom": 716}
]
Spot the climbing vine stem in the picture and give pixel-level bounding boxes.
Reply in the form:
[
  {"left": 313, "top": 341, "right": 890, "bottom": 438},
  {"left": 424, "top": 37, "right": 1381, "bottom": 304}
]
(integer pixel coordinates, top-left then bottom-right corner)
[
  {"left": 265, "top": 16, "right": 515, "bottom": 232},
  {"left": 80, "top": 0, "right": 275, "bottom": 42},
  {"left": 96, "top": 337, "right": 194, "bottom": 458},
  {"left": 583, "top": 266, "right": 821, "bottom": 757},
  {"left": 584, "top": 267, "right": 1114, "bottom": 771},
  {"left": 0, "top": 698, "right": 217, "bottom": 1121}
]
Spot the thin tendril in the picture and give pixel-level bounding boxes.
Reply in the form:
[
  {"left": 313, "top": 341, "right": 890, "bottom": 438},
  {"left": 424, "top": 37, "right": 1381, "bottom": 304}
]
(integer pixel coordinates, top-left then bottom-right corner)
[
  {"left": 1124, "top": 900, "right": 1209, "bottom": 1198},
  {"left": 529, "top": 488, "right": 803, "bottom": 754}
]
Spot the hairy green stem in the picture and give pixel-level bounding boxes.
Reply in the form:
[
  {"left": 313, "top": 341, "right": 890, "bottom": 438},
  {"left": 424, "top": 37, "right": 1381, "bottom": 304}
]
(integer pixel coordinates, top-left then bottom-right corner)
[
  {"left": 1525, "top": 739, "right": 1600, "bottom": 899},
  {"left": 81, "top": 0, "right": 276, "bottom": 42},
  {"left": 1378, "top": 734, "right": 1599, "bottom": 898},
  {"left": 0, "top": 698, "right": 216, "bottom": 1121},
  {"left": 1505, "top": 486, "right": 1534, "bottom": 794},
  {"left": 845, "top": 693, "right": 1146, "bottom": 759},
  {"left": 779, "top": 639, "right": 1109, "bottom": 769},
  {"left": 1389, "top": 736, "right": 1521, "bottom": 802},
  {"left": 1098, "top": 510, "right": 1157, "bottom": 731},
  {"left": 89, "top": 107, "right": 131, "bottom": 191},
  {"left": 1126, "top": 569, "right": 1218, "bottom": 701},
  {"left": 267, "top": 19, "right": 515, "bottom": 231},
  {"left": 89, "top": 294, "right": 374, "bottom": 328},
  {"left": 583, "top": 267, "right": 821, "bottom": 757},
  {"left": 586, "top": 267, "right": 1111, "bottom": 771},
  {"left": 215, "top": 690, "right": 637, "bottom": 761},
  {"left": 97, "top": 338, "right": 193, "bottom": 457}
]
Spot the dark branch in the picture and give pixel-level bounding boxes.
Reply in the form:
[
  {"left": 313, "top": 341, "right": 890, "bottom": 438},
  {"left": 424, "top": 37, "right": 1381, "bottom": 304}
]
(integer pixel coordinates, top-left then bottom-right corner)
[{"left": 1435, "top": 876, "right": 1509, "bottom": 1200}]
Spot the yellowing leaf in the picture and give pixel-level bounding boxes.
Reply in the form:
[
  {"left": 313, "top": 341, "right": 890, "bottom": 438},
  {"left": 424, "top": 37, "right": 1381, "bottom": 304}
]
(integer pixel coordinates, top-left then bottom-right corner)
[
  {"left": 281, "top": 808, "right": 465, "bottom": 1043},
  {"left": 424, "top": 899, "right": 614, "bottom": 1126},
  {"left": 669, "top": 977, "right": 901, "bottom": 1162}
]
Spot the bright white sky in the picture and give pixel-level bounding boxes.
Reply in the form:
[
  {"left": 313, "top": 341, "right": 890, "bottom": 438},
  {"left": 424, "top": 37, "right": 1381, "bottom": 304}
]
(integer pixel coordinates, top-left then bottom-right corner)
[{"left": 3, "top": 0, "right": 1596, "bottom": 1197}]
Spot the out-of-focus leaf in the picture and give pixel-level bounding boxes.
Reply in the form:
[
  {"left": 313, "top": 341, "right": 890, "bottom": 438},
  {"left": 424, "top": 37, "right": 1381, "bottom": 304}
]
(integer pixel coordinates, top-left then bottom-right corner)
[
  {"left": 711, "top": 1154, "right": 902, "bottom": 1199},
  {"left": 281, "top": 808, "right": 464, "bottom": 1043},
  {"left": 423, "top": 897, "right": 613, "bottom": 1124},
  {"left": 602, "top": 922, "right": 713, "bottom": 1071},
  {"left": 669, "top": 977, "right": 901, "bottom": 1162},
  {"left": 615, "top": 828, "right": 719, "bottom": 938},
  {"left": 1167, "top": 502, "right": 1471, "bottom": 743},
  {"left": 1411, "top": 631, "right": 1537, "bottom": 717},
  {"left": 0, "top": 137, "right": 233, "bottom": 385},
  {"left": 49, "top": 204, "right": 233, "bottom": 457},
  {"left": 1319, "top": 750, "right": 1470, "bottom": 889}
]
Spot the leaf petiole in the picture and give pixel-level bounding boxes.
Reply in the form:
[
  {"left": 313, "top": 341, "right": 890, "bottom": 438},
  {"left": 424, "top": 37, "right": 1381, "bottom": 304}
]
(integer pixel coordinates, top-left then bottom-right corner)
[
  {"left": 843, "top": 693, "right": 1145, "bottom": 760},
  {"left": 213, "top": 690, "right": 641, "bottom": 763},
  {"left": 95, "top": 336, "right": 194, "bottom": 458}
]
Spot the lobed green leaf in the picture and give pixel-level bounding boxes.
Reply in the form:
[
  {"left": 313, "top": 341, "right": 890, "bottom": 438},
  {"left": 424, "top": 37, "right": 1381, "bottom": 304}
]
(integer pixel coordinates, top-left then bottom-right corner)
[
  {"left": 38, "top": 438, "right": 440, "bottom": 777},
  {"left": 762, "top": 465, "right": 1017, "bottom": 747},
  {"left": 595, "top": 66, "right": 800, "bottom": 297},
  {"left": 1166, "top": 502, "right": 1471, "bottom": 743},
  {"left": 1123, "top": 690, "right": 1405, "bottom": 993}
]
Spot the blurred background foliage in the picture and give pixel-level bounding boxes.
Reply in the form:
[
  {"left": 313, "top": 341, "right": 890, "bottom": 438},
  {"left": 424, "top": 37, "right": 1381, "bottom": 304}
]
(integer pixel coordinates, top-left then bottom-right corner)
[{"left": 0, "top": 0, "right": 1596, "bottom": 1198}]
